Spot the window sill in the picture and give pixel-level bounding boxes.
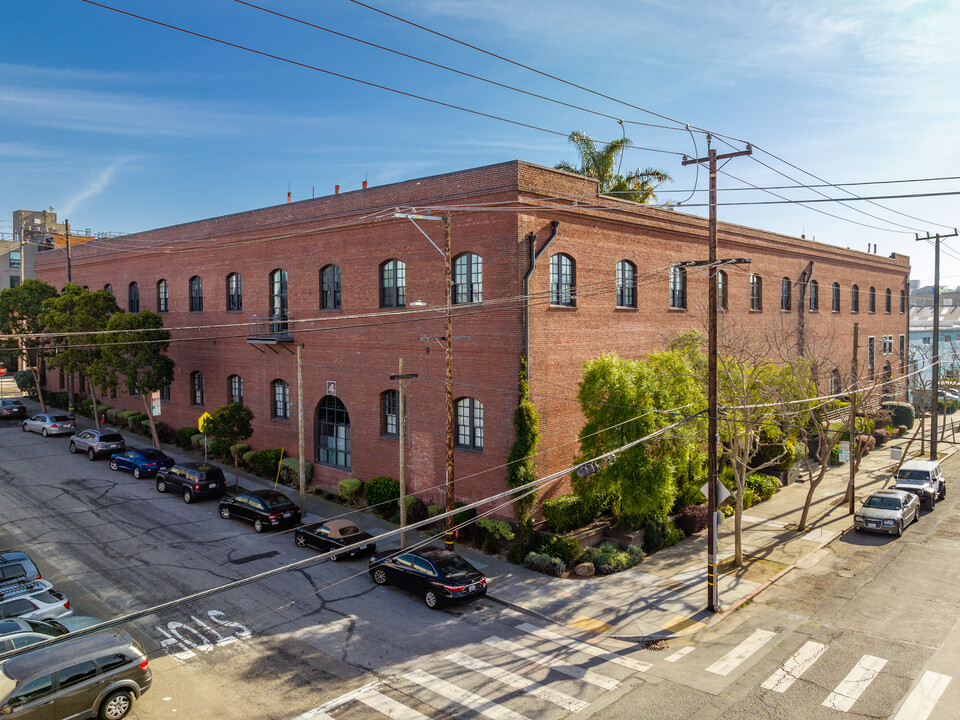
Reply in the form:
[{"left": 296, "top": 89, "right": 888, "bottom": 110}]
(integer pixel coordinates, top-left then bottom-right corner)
[
  {"left": 455, "top": 446, "right": 483, "bottom": 455},
  {"left": 667, "top": 306, "right": 687, "bottom": 312},
  {"left": 381, "top": 434, "right": 399, "bottom": 441},
  {"left": 226, "top": 309, "right": 243, "bottom": 313},
  {"left": 270, "top": 416, "right": 291, "bottom": 423},
  {"left": 548, "top": 304, "right": 577, "bottom": 311},
  {"left": 320, "top": 307, "right": 343, "bottom": 312},
  {"left": 749, "top": 308, "right": 763, "bottom": 313},
  {"left": 780, "top": 309, "right": 792, "bottom": 313},
  {"left": 614, "top": 306, "right": 638, "bottom": 311}
]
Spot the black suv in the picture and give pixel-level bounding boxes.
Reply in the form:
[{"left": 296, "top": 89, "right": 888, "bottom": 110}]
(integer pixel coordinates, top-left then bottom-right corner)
[
  {"left": 156, "top": 462, "right": 227, "bottom": 503},
  {"left": 0, "top": 552, "right": 41, "bottom": 586},
  {"left": 0, "top": 399, "right": 26, "bottom": 420},
  {"left": 369, "top": 546, "right": 487, "bottom": 609}
]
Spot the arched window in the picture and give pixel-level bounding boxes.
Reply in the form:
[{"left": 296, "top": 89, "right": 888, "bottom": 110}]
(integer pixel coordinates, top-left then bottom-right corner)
[
  {"left": 851, "top": 284, "right": 860, "bottom": 313},
  {"left": 831, "top": 282, "right": 840, "bottom": 312},
  {"left": 550, "top": 253, "right": 575, "bottom": 306},
  {"left": 269, "top": 269, "right": 288, "bottom": 333},
  {"left": 128, "top": 282, "right": 139, "bottom": 312},
  {"left": 189, "top": 276, "right": 203, "bottom": 312},
  {"left": 829, "top": 369, "right": 842, "bottom": 396},
  {"left": 455, "top": 397, "right": 484, "bottom": 450},
  {"left": 271, "top": 379, "right": 290, "bottom": 419},
  {"left": 900, "top": 289, "right": 906, "bottom": 314},
  {"left": 750, "top": 274, "right": 762, "bottom": 311},
  {"left": 380, "top": 259, "right": 406, "bottom": 308},
  {"left": 226, "top": 273, "right": 242, "bottom": 312},
  {"left": 104, "top": 284, "right": 113, "bottom": 296},
  {"left": 781, "top": 277, "right": 792, "bottom": 311},
  {"left": 868, "top": 286, "right": 876, "bottom": 313},
  {"left": 228, "top": 375, "right": 243, "bottom": 405},
  {"left": 190, "top": 371, "right": 204, "bottom": 406},
  {"left": 717, "top": 269, "right": 728, "bottom": 311},
  {"left": 808, "top": 280, "right": 819, "bottom": 311},
  {"left": 320, "top": 264, "right": 341, "bottom": 310},
  {"left": 453, "top": 252, "right": 483, "bottom": 304},
  {"left": 316, "top": 396, "right": 350, "bottom": 469},
  {"left": 616, "top": 260, "right": 637, "bottom": 308},
  {"left": 885, "top": 288, "right": 892, "bottom": 314},
  {"left": 156, "top": 279, "right": 168, "bottom": 313},
  {"left": 669, "top": 266, "right": 686, "bottom": 309},
  {"left": 381, "top": 389, "right": 398, "bottom": 437}
]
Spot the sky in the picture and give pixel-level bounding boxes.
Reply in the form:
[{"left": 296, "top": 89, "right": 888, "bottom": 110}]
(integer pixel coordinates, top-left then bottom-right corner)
[{"left": 1, "top": 0, "right": 958, "bottom": 284}]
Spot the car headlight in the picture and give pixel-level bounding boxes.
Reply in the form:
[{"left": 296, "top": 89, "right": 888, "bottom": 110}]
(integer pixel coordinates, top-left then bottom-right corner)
[{"left": 882, "top": 519, "right": 896, "bottom": 526}]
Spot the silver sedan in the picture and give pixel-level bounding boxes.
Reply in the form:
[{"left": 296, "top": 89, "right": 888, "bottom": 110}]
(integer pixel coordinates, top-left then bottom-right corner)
[
  {"left": 854, "top": 489, "right": 920, "bottom": 536},
  {"left": 21, "top": 413, "right": 76, "bottom": 437}
]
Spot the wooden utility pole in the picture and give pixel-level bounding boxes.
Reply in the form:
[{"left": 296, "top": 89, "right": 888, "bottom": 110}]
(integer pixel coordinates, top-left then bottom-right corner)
[
  {"left": 681, "top": 136, "right": 752, "bottom": 613},
  {"left": 443, "top": 213, "right": 456, "bottom": 551},
  {"left": 297, "top": 344, "right": 306, "bottom": 509},
  {"left": 390, "top": 359, "right": 417, "bottom": 548},
  {"left": 65, "top": 219, "right": 72, "bottom": 283},
  {"left": 848, "top": 323, "right": 859, "bottom": 514}
]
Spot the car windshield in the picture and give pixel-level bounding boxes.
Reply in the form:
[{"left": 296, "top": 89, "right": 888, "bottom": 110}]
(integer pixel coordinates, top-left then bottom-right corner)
[
  {"left": 863, "top": 496, "right": 901, "bottom": 510},
  {"left": 99, "top": 434, "right": 123, "bottom": 443},
  {"left": 435, "top": 555, "right": 476, "bottom": 578},
  {"left": 261, "top": 494, "right": 293, "bottom": 509},
  {"left": 23, "top": 620, "right": 61, "bottom": 637},
  {"left": 897, "top": 471, "right": 929, "bottom": 482},
  {"left": 139, "top": 449, "right": 166, "bottom": 460},
  {"left": 50, "top": 415, "right": 71, "bottom": 422}
]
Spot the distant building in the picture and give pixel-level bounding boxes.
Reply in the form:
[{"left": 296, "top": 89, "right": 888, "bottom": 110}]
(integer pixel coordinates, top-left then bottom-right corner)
[
  {"left": 7, "top": 210, "right": 98, "bottom": 289},
  {"left": 909, "top": 284, "right": 960, "bottom": 308},
  {"left": 909, "top": 305, "right": 960, "bottom": 385}
]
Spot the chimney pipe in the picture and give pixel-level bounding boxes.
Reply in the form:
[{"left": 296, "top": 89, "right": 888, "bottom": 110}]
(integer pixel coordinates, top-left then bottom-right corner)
[
  {"left": 287, "top": 191, "right": 291, "bottom": 204},
  {"left": 362, "top": 180, "right": 368, "bottom": 189},
  {"left": 335, "top": 185, "right": 340, "bottom": 195}
]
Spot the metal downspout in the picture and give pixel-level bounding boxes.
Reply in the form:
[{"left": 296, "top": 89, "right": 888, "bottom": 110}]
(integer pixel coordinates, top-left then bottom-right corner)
[{"left": 524, "top": 220, "right": 560, "bottom": 384}]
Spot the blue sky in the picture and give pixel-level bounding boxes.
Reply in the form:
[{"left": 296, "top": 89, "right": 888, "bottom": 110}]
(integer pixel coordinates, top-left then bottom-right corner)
[{"left": 1, "top": 0, "right": 957, "bottom": 283}]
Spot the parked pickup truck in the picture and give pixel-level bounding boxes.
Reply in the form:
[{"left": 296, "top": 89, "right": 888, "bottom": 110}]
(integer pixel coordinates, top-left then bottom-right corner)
[{"left": 894, "top": 460, "right": 946, "bottom": 511}]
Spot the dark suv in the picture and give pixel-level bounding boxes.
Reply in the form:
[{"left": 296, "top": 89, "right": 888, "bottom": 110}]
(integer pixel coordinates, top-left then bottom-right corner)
[
  {"left": 0, "top": 631, "right": 151, "bottom": 719},
  {"left": 0, "top": 552, "right": 41, "bottom": 587},
  {"left": 0, "top": 399, "right": 26, "bottom": 420},
  {"left": 156, "top": 462, "right": 226, "bottom": 503}
]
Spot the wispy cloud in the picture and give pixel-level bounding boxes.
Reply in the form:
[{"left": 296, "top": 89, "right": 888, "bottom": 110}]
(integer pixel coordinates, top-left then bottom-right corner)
[{"left": 60, "top": 160, "right": 130, "bottom": 216}]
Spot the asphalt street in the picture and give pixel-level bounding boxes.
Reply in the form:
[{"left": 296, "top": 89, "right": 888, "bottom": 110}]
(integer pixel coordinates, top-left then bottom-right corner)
[{"left": 2, "top": 416, "right": 960, "bottom": 720}]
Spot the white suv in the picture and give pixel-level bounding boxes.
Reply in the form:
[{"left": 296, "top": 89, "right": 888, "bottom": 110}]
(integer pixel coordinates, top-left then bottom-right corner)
[
  {"left": 895, "top": 460, "right": 946, "bottom": 511},
  {"left": 0, "top": 579, "right": 72, "bottom": 621}
]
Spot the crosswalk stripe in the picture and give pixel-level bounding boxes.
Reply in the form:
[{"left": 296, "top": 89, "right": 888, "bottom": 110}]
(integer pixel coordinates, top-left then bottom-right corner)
[
  {"left": 447, "top": 651, "right": 588, "bottom": 713},
  {"left": 665, "top": 646, "right": 695, "bottom": 663},
  {"left": 515, "top": 623, "right": 651, "bottom": 673},
  {"left": 892, "top": 670, "right": 952, "bottom": 720},
  {"left": 404, "top": 669, "right": 530, "bottom": 720},
  {"left": 760, "top": 641, "right": 828, "bottom": 693},
  {"left": 482, "top": 637, "right": 619, "bottom": 690},
  {"left": 706, "top": 629, "right": 777, "bottom": 676},
  {"left": 822, "top": 655, "right": 887, "bottom": 712},
  {"left": 357, "top": 690, "right": 432, "bottom": 720}
]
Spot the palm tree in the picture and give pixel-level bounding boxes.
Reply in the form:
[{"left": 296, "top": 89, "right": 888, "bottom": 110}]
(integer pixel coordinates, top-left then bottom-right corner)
[{"left": 555, "top": 130, "right": 671, "bottom": 204}]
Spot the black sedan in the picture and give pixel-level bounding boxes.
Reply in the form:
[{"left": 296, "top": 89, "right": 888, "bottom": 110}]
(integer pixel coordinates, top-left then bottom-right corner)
[
  {"left": 0, "top": 399, "right": 26, "bottom": 420},
  {"left": 295, "top": 519, "right": 376, "bottom": 560},
  {"left": 218, "top": 489, "right": 301, "bottom": 533},
  {"left": 369, "top": 545, "right": 487, "bottom": 609}
]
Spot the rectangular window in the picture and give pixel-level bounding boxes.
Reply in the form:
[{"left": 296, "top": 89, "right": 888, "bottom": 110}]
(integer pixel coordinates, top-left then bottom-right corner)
[
  {"left": 9, "top": 276, "right": 20, "bottom": 288},
  {"left": 669, "top": 266, "right": 686, "bottom": 309},
  {"left": 750, "top": 275, "right": 762, "bottom": 311},
  {"left": 8, "top": 251, "right": 20, "bottom": 269},
  {"left": 868, "top": 336, "right": 875, "bottom": 371},
  {"left": 160, "top": 384, "right": 170, "bottom": 402},
  {"left": 899, "top": 334, "right": 906, "bottom": 370}
]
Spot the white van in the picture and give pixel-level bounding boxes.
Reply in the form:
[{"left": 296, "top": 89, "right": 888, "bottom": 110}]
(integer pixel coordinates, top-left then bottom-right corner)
[{"left": 894, "top": 460, "right": 946, "bottom": 510}]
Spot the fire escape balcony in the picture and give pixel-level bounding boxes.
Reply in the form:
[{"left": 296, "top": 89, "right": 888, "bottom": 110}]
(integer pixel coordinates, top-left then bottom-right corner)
[{"left": 246, "top": 314, "right": 294, "bottom": 345}]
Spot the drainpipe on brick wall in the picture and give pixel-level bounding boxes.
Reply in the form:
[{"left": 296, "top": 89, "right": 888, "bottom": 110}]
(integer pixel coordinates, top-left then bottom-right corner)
[{"left": 524, "top": 220, "right": 560, "bottom": 385}]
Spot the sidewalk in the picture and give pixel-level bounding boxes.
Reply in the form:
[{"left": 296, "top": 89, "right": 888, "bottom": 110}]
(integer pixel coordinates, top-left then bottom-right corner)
[{"left": 14, "top": 394, "right": 954, "bottom": 643}]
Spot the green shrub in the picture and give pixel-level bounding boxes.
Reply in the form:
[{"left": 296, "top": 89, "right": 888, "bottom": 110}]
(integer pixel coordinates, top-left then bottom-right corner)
[
  {"left": 742, "top": 488, "right": 760, "bottom": 509},
  {"left": 155, "top": 421, "right": 175, "bottom": 444},
  {"left": 746, "top": 473, "right": 780, "bottom": 502},
  {"left": 534, "top": 534, "right": 580, "bottom": 568},
  {"left": 427, "top": 505, "right": 443, "bottom": 518},
  {"left": 242, "top": 450, "right": 258, "bottom": 467},
  {"left": 278, "top": 457, "right": 312, "bottom": 486},
  {"left": 253, "top": 449, "right": 284, "bottom": 479},
  {"left": 720, "top": 504, "right": 735, "bottom": 518},
  {"left": 642, "top": 515, "right": 682, "bottom": 554},
  {"left": 338, "top": 478, "right": 363, "bottom": 503},
  {"left": 230, "top": 443, "right": 250, "bottom": 461},
  {"left": 46, "top": 392, "right": 69, "bottom": 410},
  {"left": 476, "top": 517, "right": 515, "bottom": 541},
  {"left": 938, "top": 399, "right": 960, "bottom": 414},
  {"left": 453, "top": 501, "right": 476, "bottom": 528},
  {"left": 881, "top": 401, "right": 915, "bottom": 430},
  {"left": 542, "top": 494, "right": 596, "bottom": 533},
  {"left": 507, "top": 518, "right": 535, "bottom": 564},
  {"left": 364, "top": 476, "right": 400, "bottom": 513},
  {"left": 405, "top": 496, "right": 429, "bottom": 524},
  {"left": 107, "top": 408, "right": 125, "bottom": 425},
  {"left": 673, "top": 480, "right": 706, "bottom": 513},
  {"left": 175, "top": 426, "right": 196, "bottom": 448},
  {"left": 524, "top": 552, "right": 565, "bottom": 577},
  {"left": 79, "top": 398, "right": 95, "bottom": 417},
  {"left": 577, "top": 542, "right": 643, "bottom": 574},
  {"left": 129, "top": 413, "right": 149, "bottom": 434},
  {"left": 13, "top": 370, "right": 36, "bottom": 396},
  {"left": 190, "top": 433, "right": 206, "bottom": 450}
]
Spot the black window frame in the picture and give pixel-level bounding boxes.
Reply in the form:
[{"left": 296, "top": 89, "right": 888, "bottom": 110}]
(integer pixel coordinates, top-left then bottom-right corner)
[
  {"left": 269, "top": 268, "right": 288, "bottom": 330},
  {"left": 868, "top": 336, "right": 876, "bottom": 371},
  {"left": 271, "top": 379, "right": 290, "bottom": 419},
  {"left": 869, "top": 286, "right": 876, "bottom": 313},
  {"left": 8, "top": 251, "right": 21, "bottom": 269},
  {"left": 900, "top": 289, "right": 906, "bottom": 314},
  {"left": 228, "top": 374, "right": 243, "bottom": 405},
  {"left": 616, "top": 260, "right": 637, "bottom": 308},
  {"left": 316, "top": 395, "right": 351, "bottom": 469},
  {"left": 189, "top": 276, "right": 203, "bottom": 312},
  {"left": 379, "top": 259, "right": 406, "bottom": 309},
  {"left": 780, "top": 277, "right": 792, "bottom": 311},
  {"left": 156, "top": 279, "right": 168, "bottom": 313},
  {"left": 382, "top": 389, "right": 399, "bottom": 437},
  {"left": 750, "top": 274, "right": 762, "bottom": 311},
  {"left": 808, "top": 280, "right": 819, "bottom": 311},
  {"left": 453, "top": 252, "right": 483, "bottom": 305},
  {"left": 455, "top": 397, "right": 484, "bottom": 451},
  {"left": 320, "top": 264, "right": 341, "bottom": 310},
  {"left": 127, "top": 281, "right": 139, "bottom": 312},
  {"left": 104, "top": 283, "right": 113, "bottom": 296},
  {"left": 190, "top": 371, "right": 204, "bottom": 407},
  {"left": 832, "top": 282, "right": 840, "bottom": 312},
  {"left": 669, "top": 265, "right": 686, "bottom": 309},
  {"left": 550, "top": 253, "right": 576, "bottom": 307},
  {"left": 852, "top": 284, "right": 860, "bottom": 313},
  {"left": 885, "top": 288, "right": 892, "bottom": 313},
  {"left": 717, "top": 269, "right": 728, "bottom": 311},
  {"left": 226, "top": 272, "right": 243, "bottom": 312}
]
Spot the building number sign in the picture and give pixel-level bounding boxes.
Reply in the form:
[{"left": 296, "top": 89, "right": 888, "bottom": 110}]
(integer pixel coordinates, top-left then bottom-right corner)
[{"left": 326, "top": 380, "right": 337, "bottom": 396}]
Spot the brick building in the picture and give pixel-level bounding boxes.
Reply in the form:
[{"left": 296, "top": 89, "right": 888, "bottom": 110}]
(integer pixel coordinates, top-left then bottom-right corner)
[{"left": 35, "top": 161, "right": 911, "bottom": 515}]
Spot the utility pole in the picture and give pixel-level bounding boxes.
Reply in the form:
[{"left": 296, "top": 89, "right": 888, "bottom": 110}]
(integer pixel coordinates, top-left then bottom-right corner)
[
  {"left": 681, "top": 135, "right": 752, "bottom": 613},
  {"left": 916, "top": 230, "right": 958, "bottom": 461},
  {"left": 65, "top": 219, "right": 74, "bottom": 420},
  {"left": 297, "top": 344, "right": 306, "bottom": 509},
  {"left": 848, "top": 323, "right": 859, "bottom": 514},
  {"left": 390, "top": 359, "right": 418, "bottom": 548},
  {"left": 65, "top": 219, "right": 72, "bottom": 283}
]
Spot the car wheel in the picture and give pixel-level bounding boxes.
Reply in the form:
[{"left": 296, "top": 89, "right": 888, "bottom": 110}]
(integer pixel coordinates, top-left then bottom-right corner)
[
  {"left": 372, "top": 568, "right": 388, "bottom": 585},
  {"left": 99, "top": 689, "right": 133, "bottom": 720},
  {"left": 109, "top": 459, "right": 118, "bottom": 471},
  {"left": 295, "top": 533, "right": 306, "bottom": 547},
  {"left": 220, "top": 506, "right": 231, "bottom": 519},
  {"left": 88, "top": 448, "right": 96, "bottom": 461},
  {"left": 133, "top": 467, "right": 141, "bottom": 480},
  {"left": 41, "top": 427, "right": 48, "bottom": 437},
  {"left": 156, "top": 479, "right": 166, "bottom": 493},
  {"left": 940, "top": 485, "right": 946, "bottom": 500},
  {"left": 254, "top": 519, "right": 265, "bottom": 533},
  {"left": 183, "top": 489, "right": 193, "bottom": 504},
  {"left": 424, "top": 589, "right": 440, "bottom": 609},
  {"left": 69, "top": 441, "right": 77, "bottom": 453},
  {"left": 330, "top": 552, "right": 340, "bottom": 562},
  {"left": 897, "top": 520, "right": 904, "bottom": 537},
  {"left": 21, "top": 422, "right": 28, "bottom": 432},
  {"left": 925, "top": 495, "right": 935, "bottom": 511}
]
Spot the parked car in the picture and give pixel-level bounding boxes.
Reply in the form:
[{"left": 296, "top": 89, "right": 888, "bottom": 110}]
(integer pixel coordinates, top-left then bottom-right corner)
[
  {"left": 0, "top": 630, "right": 151, "bottom": 720},
  {"left": 0, "top": 399, "right": 26, "bottom": 420},
  {"left": 156, "top": 462, "right": 226, "bottom": 503},
  {"left": 854, "top": 489, "right": 920, "bottom": 536},
  {"left": 108, "top": 448, "right": 175, "bottom": 479},
  {"left": 69, "top": 428, "right": 126, "bottom": 460},
  {"left": 0, "top": 552, "right": 41, "bottom": 586},
  {"left": 0, "top": 617, "right": 102, "bottom": 654},
  {"left": 894, "top": 459, "right": 945, "bottom": 510},
  {"left": 368, "top": 546, "right": 487, "bottom": 609},
  {"left": 0, "top": 579, "right": 71, "bottom": 621},
  {"left": 294, "top": 519, "right": 376, "bottom": 560},
  {"left": 218, "top": 490, "right": 301, "bottom": 533},
  {"left": 21, "top": 413, "right": 76, "bottom": 437}
]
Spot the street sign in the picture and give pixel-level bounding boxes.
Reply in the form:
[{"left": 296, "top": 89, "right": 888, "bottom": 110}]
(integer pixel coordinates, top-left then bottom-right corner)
[
  {"left": 198, "top": 411, "right": 212, "bottom": 432},
  {"left": 701, "top": 481, "right": 732, "bottom": 506},
  {"left": 839, "top": 440, "right": 850, "bottom": 463},
  {"left": 151, "top": 391, "right": 161, "bottom": 417},
  {"left": 0, "top": 368, "right": 6, "bottom": 376}
]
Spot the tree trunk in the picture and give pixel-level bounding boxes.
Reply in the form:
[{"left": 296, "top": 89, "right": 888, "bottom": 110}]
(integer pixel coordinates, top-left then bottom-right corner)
[
  {"left": 90, "top": 384, "right": 101, "bottom": 431},
  {"left": 234, "top": 455, "right": 240, "bottom": 489},
  {"left": 67, "top": 374, "right": 75, "bottom": 419},
  {"left": 141, "top": 394, "right": 160, "bottom": 449},
  {"left": 31, "top": 366, "right": 46, "bottom": 413}
]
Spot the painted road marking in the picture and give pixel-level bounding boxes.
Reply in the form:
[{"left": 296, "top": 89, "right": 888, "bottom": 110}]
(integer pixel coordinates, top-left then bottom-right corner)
[
  {"left": 761, "top": 641, "right": 828, "bottom": 693},
  {"left": 516, "top": 623, "right": 651, "bottom": 673},
  {"left": 357, "top": 690, "right": 431, "bottom": 720},
  {"left": 892, "top": 671, "right": 952, "bottom": 720},
  {"left": 482, "top": 637, "right": 619, "bottom": 690},
  {"left": 822, "top": 655, "right": 887, "bottom": 712},
  {"left": 569, "top": 616, "right": 613, "bottom": 634},
  {"left": 404, "top": 669, "right": 530, "bottom": 720},
  {"left": 665, "top": 646, "right": 695, "bottom": 663},
  {"left": 447, "top": 651, "right": 587, "bottom": 712},
  {"left": 661, "top": 614, "right": 708, "bottom": 634},
  {"left": 706, "top": 629, "right": 777, "bottom": 676},
  {"left": 290, "top": 680, "right": 383, "bottom": 720}
]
